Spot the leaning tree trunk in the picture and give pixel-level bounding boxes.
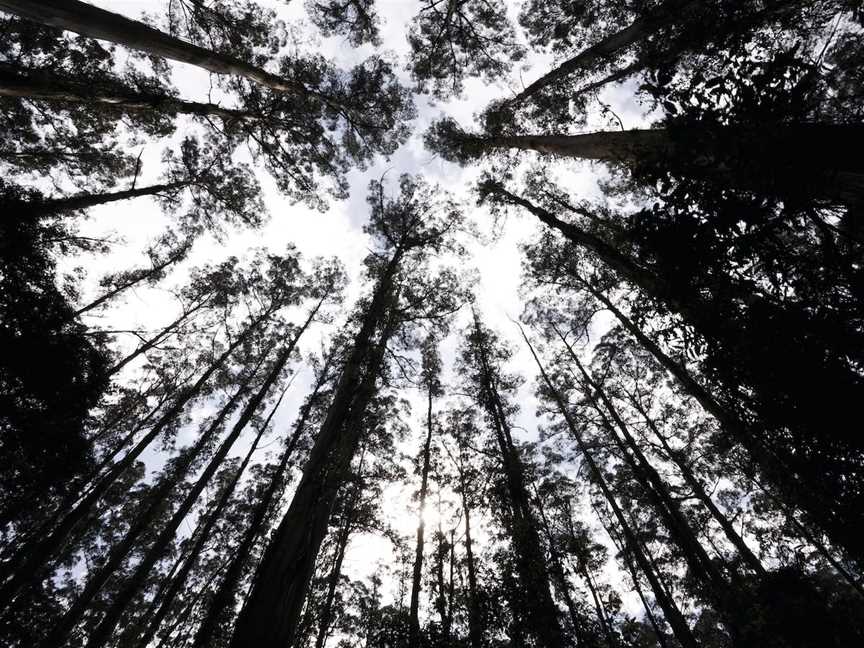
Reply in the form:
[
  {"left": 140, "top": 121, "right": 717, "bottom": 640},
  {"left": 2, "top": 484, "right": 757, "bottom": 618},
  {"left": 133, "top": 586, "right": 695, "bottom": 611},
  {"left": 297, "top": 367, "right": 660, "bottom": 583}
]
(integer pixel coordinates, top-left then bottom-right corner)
[
  {"left": 561, "top": 336, "right": 743, "bottom": 637},
  {"left": 0, "top": 67, "right": 258, "bottom": 122},
  {"left": 82, "top": 303, "right": 319, "bottom": 648},
  {"left": 0, "top": 307, "right": 274, "bottom": 613},
  {"left": 38, "top": 338, "right": 281, "bottom": 648},
  {"left": 630, "top": 395, "right": 766, "bottom": 576},
  {"left": 131, "top": 389, "right": 287, "bottom": 648},
  {"left": 408, "top": 380, "right": 436, "bottom": 648},
  {"left": 518, "top": 324, "right": 699, "bottom": 648},
  {"left": 190, "top": 348, "right": 337, "bottom": 648},
  {"left": 229, "top": 252, "right": 404, "bottom": 648},
  {"left": 478, "top": 126, "right": 864, "bottom": 207},
  {"left": 30, "top": 181, "right": 187, "bottom": 218},
  {"left": 0, "top": 0, "right": 316, "bottom": 95},
  {"left": 471, "top": 315, "right": 566, "bottom": 648},
  {"left": 493, "top": 184, "right": 860, "bottom": 565},
  {"left": 75, "top": 239, "right": 192, "bottom": 317},
  {"left": 505, "top": 0, "right": 703, "bottom": 107}
]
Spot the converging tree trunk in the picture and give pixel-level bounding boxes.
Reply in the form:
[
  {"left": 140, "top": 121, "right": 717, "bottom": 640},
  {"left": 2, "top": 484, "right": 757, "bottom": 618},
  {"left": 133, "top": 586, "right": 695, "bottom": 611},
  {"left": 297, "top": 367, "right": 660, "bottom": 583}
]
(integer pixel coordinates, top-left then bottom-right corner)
[
  {"left": 518, "top": 324, "right": 699, "bottom": 648},
  {"left": 229, "top": 252, "right": 404, "bottom": 648},
  {"left": 0, "top": 308, "right": 274, "bottom": 614}
]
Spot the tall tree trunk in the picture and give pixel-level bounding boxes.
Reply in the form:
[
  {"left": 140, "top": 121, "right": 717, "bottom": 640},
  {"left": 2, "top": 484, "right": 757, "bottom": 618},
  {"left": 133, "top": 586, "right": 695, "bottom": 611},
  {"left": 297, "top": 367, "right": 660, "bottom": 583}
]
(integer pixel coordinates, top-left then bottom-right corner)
[
  {"left": 531, "top": 483, "right": 593, "bottom": 645},
  {"left": 229, "top": 252, "right": 404, "bottom": 648},
  {"left": 0, "top": 0, "right": 318, "bottom": 96},
  {"left": 314, "top": 449, "right": 365, "bottom": 648},
  {"left": 598, "top": 506, "right": 670, "bottom": 648},
  {"left": 31, "top": 181, "right": 187, "bottom": 218},
  {"left": 75, "top": 239, "right": 192, "bottom": 317},
  {"left": 37, "top": 337, "right": 279, "bottom": 648},
  {"left": 191, "top": 346, "right": 337, "bottom": 648},
  {"left": 477, "top": 126, "right": 864, "bottom": 205},
  {"left": 78, "top": 304, "right": 317, "bottom": 648},
  {"left": 408, "top": 381, "right": 435, "bottom": 648},
  {"left": 518, "top": 324, "right": 699, "bottom": 648},
  {"left": 0, "top": 307, "right": 273, "bottom": 613},
  {"left": 0, "top": 67, "right": 258, "bottom": 121},
  {"left": 630, "top": 394, "right": 766, "bottom": 576},
  {"left": 470, "top": 314, "right": 565, "bottom": 648},
  {"left": 560, "top": 334, "right": 743, "bottom": 636},
  {"left": 131, "top": 389, "right": 286, "bottom": 648},
  {"left": 494, "top": 184, "right": 859, "bottom": 565},
  {"left": 505, "top": 0, "right": 702, "bottom": 107},
  {"left": 458, "top": 460, "right": 483, "bottom": 648}
]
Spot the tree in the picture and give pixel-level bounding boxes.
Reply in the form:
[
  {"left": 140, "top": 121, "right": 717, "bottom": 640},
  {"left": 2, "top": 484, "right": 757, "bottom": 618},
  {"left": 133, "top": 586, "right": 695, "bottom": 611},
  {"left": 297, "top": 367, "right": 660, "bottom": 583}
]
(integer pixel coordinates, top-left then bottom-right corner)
[
  {"left": 230, "top": 174, "right": 468, "bottom": 648},
  {"left": 407, "top": 0, "right": 524, "bottom": 99},
  {"left": 456, "top": 312, "right": 567, "bottom": 648}
]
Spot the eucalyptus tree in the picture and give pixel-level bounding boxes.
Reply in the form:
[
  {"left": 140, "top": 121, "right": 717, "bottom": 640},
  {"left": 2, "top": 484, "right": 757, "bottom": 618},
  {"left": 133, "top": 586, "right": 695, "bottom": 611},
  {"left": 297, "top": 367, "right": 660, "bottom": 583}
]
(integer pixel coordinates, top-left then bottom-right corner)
[
  {"left": 230, "top": 174, "right": 469, "bottom": 648},
  {"left": 306, "top": 0, "right": 381, "bottom": 46},
  {"left": 0, "top": 0, "right": 415, "bottom": 209},
  {"left": 0, "top": 248, "right": 315, "bottom": 624},
  {"left": 407, "top": 0, "right": 524, "bottom": 99},
  {"left": 456, "top": 313, "right": 569, "bottom": 647}
]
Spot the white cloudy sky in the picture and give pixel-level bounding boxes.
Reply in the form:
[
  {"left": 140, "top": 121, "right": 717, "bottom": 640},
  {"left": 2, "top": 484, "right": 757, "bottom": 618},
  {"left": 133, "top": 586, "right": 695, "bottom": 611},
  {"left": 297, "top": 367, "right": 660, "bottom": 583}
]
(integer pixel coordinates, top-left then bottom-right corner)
[{"left": 58, "top": 0, "right": 655, "bottom": 622}]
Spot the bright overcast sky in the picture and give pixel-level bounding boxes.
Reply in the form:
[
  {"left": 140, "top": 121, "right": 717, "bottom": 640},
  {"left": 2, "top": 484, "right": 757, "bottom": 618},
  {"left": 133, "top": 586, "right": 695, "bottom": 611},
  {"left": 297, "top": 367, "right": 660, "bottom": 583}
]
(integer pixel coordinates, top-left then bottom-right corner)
[{"left": 63, "top": 0, "right": 654, "bottom": 615}]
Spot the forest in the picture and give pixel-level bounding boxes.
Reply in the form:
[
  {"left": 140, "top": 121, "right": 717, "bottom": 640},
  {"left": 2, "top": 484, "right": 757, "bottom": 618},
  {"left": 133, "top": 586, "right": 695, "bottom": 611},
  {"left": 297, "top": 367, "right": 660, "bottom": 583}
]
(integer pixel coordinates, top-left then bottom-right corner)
[{"left": 0, "top": 0, "right": 863, "bottom": 647}]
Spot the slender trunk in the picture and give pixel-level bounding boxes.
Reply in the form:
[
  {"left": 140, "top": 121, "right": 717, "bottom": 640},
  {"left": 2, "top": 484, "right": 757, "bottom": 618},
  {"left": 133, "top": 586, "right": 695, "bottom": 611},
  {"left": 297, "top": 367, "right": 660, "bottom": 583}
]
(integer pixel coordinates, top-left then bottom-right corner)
[
  {"left": 506, "top": 0, "right": 701, "bottom": 107},
  {"left": 0, "top": 0, "right": 318, "bottom": 96},
  {"left": 190, "top": 348, "right": 336, "bottom": 648},
  {"left": 599, "top": 507, "right": 670, "bottom": 648},
  {"left": 314, "top": 453, "right": 365, "bottom": 648},
  {"left": 0, "top": 308, "right": 272, "bottom": 613},
  {"left": 132, "top": 388, "right": 288, "bottom": 648},
  {"left": 460, "top": 469, "right": 483, "bottom": 648},
  {"left": 531, "top": 483, "right": 592, "bottom": 645},
  {"left": 75, "top": 240, "right": 191, "bottom": 317},
  {"left": 38, "top": 339, "right": 277, "bottom": 648},
  {"left": 31, "top": 181, "right": 186, "bottom": 218},
  {"left": 632, "top": 396, "right": 766, "bottom": 576},
  {"left": 472, "top": 316, "right": 565, "bottom": 648},
  {"left": 408, "top": 384, "right": 435, "bottom": 648},
  {"left": 559, "top": 331, "right": 741, "bottom": 633},
  {"left": 108, "top": 296, "right": 211, "bottom": 376},
  {"left": 518, "top": 324, "right": 699, "bottom": 648},
  {"left": 81, "top": 304, "right": 317, "bottom": 648},
  {"left": 0, "top": 67, "right": 257, "bottom": 121},
  {"left": 446, "top": 528, "right": 455, "bottom": 640},
  {"left": 229, "top": 253, "right": 403, "bottom": 648}
]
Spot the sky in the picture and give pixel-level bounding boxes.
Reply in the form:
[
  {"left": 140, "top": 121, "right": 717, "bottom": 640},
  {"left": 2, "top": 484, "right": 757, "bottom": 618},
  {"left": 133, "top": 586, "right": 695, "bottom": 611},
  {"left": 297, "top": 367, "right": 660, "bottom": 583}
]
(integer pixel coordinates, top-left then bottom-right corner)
[{"left": 59, "top": 0, "right": 657, "bottom": 624}]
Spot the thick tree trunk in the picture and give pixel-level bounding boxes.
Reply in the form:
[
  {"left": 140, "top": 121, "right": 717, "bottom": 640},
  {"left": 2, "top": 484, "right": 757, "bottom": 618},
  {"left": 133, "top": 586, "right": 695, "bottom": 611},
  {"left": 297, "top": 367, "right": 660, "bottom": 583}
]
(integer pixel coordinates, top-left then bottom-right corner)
[
  {"left": 31, "top": 181, "right": 186, "bottom": 218},
  {"left": 0, "top": 308, "right": 273, "bottom": 613},
  {"left": 229, "top": 253, "right": 403, "bottom": 648},
  {"left": 79, "top": 305, "right": 316, "bottom": 648},
  {"left": 518, "top": 324, "right": 699, "bottom": 648},
  {"left": 480, "top": 126, "right": 864, "bottom": 206},
  {"left": 191, "top": 348, "right": 337, "bottom": 648},
  {"left": 132, "top": 390, "right": 286, "bottom": 648},
  {"left": 408, "top": 384, "right": 435, "bottom": 648},
  {"left": 314, "top": 455, "right": 364, "bottom": 648},
  {"left": 0, "top": 68, "right": 256, "bottom": 121},
  {"left": 0, "top": 0, "right": 312, "bottom": 95},
  {"left": 75, "top": 240, "right": 192, "bottom": 317},
  {"left": 471, "top": 315, "right": 565, "bottom": 648}
]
